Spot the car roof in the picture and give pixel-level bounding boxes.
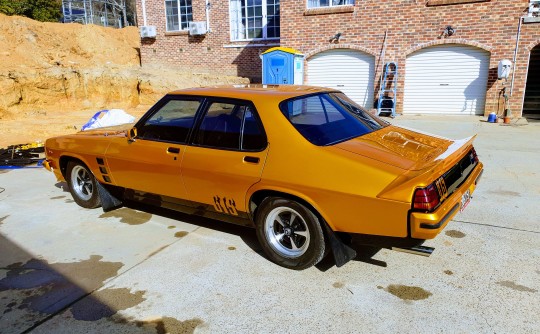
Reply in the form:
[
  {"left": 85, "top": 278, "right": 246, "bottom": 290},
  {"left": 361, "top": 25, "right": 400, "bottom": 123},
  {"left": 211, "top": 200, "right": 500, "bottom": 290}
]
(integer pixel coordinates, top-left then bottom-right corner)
[{"left": 167, "top": 85, "right": 339, "bottom": 100}]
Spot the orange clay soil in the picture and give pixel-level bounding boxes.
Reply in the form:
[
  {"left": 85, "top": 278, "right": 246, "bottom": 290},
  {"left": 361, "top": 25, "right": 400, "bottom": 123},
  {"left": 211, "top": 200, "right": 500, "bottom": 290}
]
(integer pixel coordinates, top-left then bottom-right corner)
[{"left": 0, "top": 14, "right": 248, "bottom": 147}]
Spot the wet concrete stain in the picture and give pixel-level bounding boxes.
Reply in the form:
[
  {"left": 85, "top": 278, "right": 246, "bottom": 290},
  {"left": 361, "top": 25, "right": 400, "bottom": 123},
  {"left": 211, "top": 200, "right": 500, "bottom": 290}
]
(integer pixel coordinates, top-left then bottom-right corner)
[
  {"left": 445, "top": 230, "right": 466, "bottom": 238},
  {"left": 488, "top": 189, "right": 521, "bottom": 197},
  {"left": 333, "top": 282, "right": 344, "bottom": 288},
  {"left": 0, "top": 255, "right": 123, "bottom": 315},
  {"left": 497, "top": 281, "right": 538, "bottom": 293},
  {"left": 147, "top": 245, "right": 170, "bottom": 259},
  {"left": 383, "top": 285, "right": 433, "bottom": 301},
  {"left": 0, "top": 169, "right": 9, "bottom": 174},
  {"left": 0, "top": 215, "right": 8, "bottom": 226},
  {"left": 167, "top": 226, "right": 176, "bottom": 229},
  {"left": 115, "top": 316, "right": 204, "bottom": 334},
  {"left": 50, "top": 196, "right": 66, "bottom": 200},
  {"left": 70, "top": 288, "right": 146, "bottom": 321},
  {"left": 443, "top": 240, "right": 453, "bottom": 246},
  {"left": 228, "top": 246, "right": 236, "bottom": 251},
  {"left": 99, "top": 208, "right": 152, "bottom": 225},
  {"left": 175, "top": 231, "right": 189, "bottom": 238},
  {"left": 444, "top": 270, "right": 454, "bottom": 275},
  {"left": 65, "top": 199, "right": 75, "bottom": 203}
]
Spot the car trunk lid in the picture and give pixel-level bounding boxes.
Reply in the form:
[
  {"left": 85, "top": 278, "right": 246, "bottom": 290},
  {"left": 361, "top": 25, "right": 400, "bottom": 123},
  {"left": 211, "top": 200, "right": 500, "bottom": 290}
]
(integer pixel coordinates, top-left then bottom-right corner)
[{"left": 334, "top": 125, "right": 474, "bottom": 172}]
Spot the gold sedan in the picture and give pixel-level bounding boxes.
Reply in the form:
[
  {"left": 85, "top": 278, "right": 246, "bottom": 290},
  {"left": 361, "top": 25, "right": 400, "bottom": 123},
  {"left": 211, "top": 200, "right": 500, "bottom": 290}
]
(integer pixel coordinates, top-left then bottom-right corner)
[{"left": 44, "top": 85, "right": 483, "bottom": 269}]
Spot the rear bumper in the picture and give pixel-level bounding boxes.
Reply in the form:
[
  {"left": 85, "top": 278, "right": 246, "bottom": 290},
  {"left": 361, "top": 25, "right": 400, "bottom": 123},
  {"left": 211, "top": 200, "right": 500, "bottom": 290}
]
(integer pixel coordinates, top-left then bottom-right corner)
[{"left": 409, "top": 162, "right": 483, "bottom": 239}]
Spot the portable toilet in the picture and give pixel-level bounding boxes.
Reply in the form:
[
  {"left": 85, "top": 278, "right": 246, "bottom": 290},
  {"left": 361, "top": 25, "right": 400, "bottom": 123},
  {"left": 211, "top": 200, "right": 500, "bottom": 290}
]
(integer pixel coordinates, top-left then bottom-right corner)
[{"left": 262, "top": 47, "right": 304, "bottom": 85}]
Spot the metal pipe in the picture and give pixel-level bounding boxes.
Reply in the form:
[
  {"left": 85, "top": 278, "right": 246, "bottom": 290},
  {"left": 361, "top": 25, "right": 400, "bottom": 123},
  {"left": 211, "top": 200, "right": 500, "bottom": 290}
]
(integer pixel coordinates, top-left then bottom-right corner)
[
  {"left": 206, "top": 0, "right": 211, "bottom": 32},
  {"left": 510, "top": 16, "right": 524, "bottom": 97},
  {"left": 141, "top": 0, "right": 148, "bottom": 26},
  {"left": 392, "top": 245, "right": 435, "bottom": 257}
]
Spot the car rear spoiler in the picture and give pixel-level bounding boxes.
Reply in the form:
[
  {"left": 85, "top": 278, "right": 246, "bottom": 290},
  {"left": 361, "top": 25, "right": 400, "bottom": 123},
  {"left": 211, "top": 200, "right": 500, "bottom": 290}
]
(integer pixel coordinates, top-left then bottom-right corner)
[{"left": 379, "top": 135, "right": 478, "bottom": 202}]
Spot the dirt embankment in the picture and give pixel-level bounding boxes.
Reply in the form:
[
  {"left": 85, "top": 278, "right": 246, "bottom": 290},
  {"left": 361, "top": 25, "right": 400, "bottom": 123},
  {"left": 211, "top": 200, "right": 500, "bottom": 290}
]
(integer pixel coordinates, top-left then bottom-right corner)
[{"left": 0, "top": 14, "right": 248, "bottom": 146}]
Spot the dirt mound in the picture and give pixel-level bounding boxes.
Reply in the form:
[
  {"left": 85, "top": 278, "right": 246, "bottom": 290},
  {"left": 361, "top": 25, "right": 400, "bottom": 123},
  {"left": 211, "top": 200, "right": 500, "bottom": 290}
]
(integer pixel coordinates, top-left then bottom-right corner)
[
  {"left": 0, "top": 14, "right": 248, "bottom": 146},
  {"left": 0, "top": 14, "right": 139, "bottom": 71}
]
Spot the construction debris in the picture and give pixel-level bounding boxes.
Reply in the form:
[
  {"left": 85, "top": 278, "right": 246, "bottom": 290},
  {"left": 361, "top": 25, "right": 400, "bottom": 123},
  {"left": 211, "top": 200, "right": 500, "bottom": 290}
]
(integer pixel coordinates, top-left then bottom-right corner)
[{"left": 0, "top": 142, "right": 45, "bottom": 167}]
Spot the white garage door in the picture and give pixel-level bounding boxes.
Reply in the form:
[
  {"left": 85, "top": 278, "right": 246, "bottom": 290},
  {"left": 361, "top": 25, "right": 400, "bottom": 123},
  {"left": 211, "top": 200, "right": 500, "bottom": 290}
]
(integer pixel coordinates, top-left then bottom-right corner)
[
  {"left": 403, "top": 45, "right": 490, "bottom": 114},
  {"left": 307, "top": 49, "right": 375, "bottom": 109}
]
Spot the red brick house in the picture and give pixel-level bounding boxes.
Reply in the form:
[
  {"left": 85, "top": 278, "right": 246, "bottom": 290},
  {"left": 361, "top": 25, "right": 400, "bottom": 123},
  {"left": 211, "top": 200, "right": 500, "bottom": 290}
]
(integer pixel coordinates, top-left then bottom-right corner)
[{"left": 136, "top": 1, "right": 540, "bottom": 118}]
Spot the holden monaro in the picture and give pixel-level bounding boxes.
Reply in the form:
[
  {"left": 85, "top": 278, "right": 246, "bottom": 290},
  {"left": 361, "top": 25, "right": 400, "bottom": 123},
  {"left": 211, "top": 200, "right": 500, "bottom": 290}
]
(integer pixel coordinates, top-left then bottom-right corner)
[{"left": 44, "top": 85, "right": 483, "bottom": 269}]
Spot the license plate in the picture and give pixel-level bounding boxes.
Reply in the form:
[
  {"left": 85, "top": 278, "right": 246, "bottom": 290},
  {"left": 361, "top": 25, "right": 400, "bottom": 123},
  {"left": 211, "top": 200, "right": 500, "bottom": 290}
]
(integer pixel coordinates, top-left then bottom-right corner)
[{"left": 460, "top": 189, "right": 471, "bottom": 212}]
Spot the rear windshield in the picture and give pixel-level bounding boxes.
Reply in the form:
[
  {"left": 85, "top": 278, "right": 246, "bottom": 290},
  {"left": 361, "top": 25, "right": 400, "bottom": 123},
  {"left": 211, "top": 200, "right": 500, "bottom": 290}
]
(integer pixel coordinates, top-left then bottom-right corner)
[{"left": 279, "top": 92, "right": 388, "bottom": 146}]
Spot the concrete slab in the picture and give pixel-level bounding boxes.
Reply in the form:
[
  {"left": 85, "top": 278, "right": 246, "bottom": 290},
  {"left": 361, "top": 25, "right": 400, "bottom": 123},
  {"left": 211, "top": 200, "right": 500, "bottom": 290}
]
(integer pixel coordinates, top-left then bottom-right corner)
[{"left": 0, "top": 115, "right": 539, "bottom": 333}]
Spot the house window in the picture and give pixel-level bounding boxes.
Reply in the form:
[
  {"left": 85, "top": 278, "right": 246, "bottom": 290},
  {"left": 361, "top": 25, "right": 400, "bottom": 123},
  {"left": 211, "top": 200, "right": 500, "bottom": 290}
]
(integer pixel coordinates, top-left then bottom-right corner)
[
  {"left": 165, "top": 0, "right": 193, "bottom": 31},
  {"left": 230, "top": 0, "right": 280, "bottom": 41},
  {"left": 307, "top": 0, "right": 354, "bottom": 8}
]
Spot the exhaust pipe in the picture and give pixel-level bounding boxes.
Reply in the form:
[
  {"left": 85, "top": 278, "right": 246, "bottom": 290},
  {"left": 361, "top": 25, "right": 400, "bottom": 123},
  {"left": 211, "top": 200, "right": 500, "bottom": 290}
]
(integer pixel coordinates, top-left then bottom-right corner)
[{"left": 392, "top": 245, "right": 434, "bottom": 257}]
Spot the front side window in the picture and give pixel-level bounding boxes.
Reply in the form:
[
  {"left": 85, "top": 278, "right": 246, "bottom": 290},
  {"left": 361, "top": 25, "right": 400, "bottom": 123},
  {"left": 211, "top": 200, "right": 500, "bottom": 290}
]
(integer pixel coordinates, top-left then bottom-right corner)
[
  {"left": 138, "top": 98, "right": 201, "bottom": 143},
  {"left": 307, "top": 0, "right": 354, "bottom": 8},
  {"left": 194, "top": 101, "right": 267, "bottom": 151},
  {"left": 230, "top": 0, "right": 280, "bottom": 40},
  {"left": 165, "top": 0, "right": 193, "bottom": 31},
  {"left": 280, "top": 93, "right": 387, "bottom": 146}
]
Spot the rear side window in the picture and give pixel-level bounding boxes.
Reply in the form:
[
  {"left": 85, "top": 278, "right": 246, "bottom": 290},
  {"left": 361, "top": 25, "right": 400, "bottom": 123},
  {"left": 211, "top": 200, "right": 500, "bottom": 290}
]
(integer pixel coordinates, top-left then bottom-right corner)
[
  {"left": 138, "top": 98, "right": 201, "bottom": 143},
  {"left": 193, "top": 101, "right": 267, "bottom": 151},
  {"left": 280, "top": 93, "right": 387, "bottom": 146}
]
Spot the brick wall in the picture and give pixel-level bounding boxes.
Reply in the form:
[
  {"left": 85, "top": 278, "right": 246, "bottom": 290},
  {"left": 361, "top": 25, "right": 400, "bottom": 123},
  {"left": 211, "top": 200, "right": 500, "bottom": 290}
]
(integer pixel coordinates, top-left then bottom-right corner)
[
  {"left": 135, "top": 0, "right": 278, "bottom": 82},
  {"left": 281, "top": 0, "right": 540, "bottom": 116},
  {"left": 136, "top": 0, "right": 540, "bottom": 116}
]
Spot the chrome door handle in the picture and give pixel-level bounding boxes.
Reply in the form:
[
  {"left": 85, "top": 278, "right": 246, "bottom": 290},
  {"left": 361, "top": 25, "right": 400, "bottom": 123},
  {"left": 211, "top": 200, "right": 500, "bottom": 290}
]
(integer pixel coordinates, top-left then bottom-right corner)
[{"left": 243, "top": 156, "right": 260, "bottom": 164}]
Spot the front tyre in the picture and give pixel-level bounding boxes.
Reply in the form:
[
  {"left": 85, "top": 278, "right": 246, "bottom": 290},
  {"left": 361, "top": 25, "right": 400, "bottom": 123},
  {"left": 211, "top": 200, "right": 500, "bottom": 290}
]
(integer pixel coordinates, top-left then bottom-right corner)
[
  {"left": 66, "top": 161, "right": 101, "bottom": 209},
  {"left": 255, "top": 197, "right": 326, "bottom": 270}
]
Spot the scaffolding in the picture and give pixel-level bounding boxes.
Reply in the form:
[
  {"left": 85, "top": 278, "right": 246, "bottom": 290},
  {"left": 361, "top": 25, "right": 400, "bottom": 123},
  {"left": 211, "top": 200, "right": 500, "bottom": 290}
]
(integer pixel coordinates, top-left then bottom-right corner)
[{"left": 62, "top": 0, "right": 128, "bottom": 28}]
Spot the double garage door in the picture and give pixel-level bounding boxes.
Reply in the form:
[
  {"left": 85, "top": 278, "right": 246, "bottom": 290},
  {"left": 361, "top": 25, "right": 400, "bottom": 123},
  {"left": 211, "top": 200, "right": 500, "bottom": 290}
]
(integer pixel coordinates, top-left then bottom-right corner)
[{"left": 307, "top": 45, "right": 490, "bottom": 115}]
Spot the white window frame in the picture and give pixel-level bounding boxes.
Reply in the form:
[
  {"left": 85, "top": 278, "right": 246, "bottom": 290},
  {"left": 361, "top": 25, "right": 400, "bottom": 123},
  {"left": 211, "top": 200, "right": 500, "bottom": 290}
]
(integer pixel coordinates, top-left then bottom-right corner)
[
  {"left": 164, "top": 0, "right": 193, "bottom": 32},
  {"left": 306, "top": 0, "right": 355, "bottom": 9},
  {"left": 229, "top": 0, "right": 280, "bottom": 42}
]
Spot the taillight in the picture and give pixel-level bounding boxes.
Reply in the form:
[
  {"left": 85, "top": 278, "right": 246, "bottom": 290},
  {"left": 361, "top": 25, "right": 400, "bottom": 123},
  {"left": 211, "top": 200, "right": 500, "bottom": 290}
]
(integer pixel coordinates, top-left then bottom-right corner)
[
  {"left": 413, "top": 184, "right": 440, "bottom": 211},
  {"left": 471, "top": 147, "right": 479, "bottom": 163}
]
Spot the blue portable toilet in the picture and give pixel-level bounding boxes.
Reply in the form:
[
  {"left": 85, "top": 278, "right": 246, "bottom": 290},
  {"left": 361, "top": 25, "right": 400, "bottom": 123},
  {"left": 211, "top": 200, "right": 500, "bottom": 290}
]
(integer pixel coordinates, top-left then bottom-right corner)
[{"left": 262, "top": 47, "right": 304, "bottom": 85}]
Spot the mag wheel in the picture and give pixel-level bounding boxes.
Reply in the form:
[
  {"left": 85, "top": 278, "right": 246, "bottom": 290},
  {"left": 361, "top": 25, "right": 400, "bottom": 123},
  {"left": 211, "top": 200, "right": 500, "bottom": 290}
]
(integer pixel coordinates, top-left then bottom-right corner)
[
  {"left": 66, "top": 161, "right": 101, "bottom": 209},
  {"left": 256, "top": 197, "right": 325, "bottom": 270}
]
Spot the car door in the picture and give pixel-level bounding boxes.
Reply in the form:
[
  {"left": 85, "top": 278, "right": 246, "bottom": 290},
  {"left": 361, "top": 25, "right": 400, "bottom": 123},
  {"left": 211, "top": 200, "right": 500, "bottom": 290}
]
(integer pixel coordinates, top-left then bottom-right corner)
[
  {"left": 105, "top": 96, "right": 202, "bottom": 199},
  {"left": 181, "top": 99, "right": 269, "bottom": 217}
]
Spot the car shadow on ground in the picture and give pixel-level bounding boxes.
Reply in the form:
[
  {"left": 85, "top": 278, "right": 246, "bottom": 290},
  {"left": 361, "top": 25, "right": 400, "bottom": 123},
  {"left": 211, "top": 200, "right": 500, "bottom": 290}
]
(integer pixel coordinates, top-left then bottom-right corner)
[
  {"left": 121, "top": 200, "right": 388, "bottom": 272},
  {"left": 54, "top": 181, "right": 70, "bottom": 192},
  {"left": 0, "top": 232, "right": 196, "bottom": 333}
]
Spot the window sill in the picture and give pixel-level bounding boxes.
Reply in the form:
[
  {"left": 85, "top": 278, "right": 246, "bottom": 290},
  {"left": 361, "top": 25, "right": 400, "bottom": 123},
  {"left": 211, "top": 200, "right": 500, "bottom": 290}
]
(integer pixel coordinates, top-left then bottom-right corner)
[
  {"left": 223, "top": 42, "right": 280, "bottom": 49},
  {"left": 304, "top": 5, "right": 355, "bottom": 16},
  {"left": 524, "top": 16, "right": 540, "bottom": 24},
  {"left": 164, "top": 30, "right": 189, "bottom": 36},
  {"left": 426, "top": 0, "right": 490, "bottom": 6}
]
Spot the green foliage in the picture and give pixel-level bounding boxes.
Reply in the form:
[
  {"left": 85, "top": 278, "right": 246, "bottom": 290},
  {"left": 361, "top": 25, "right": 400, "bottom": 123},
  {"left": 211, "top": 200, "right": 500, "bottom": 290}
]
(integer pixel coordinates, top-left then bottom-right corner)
[
  {"left": 0, "top": 0, "right": 30, "bottom": 16},
  {"left": 0, "top": 0, "right": 61, "bottom": 22}
]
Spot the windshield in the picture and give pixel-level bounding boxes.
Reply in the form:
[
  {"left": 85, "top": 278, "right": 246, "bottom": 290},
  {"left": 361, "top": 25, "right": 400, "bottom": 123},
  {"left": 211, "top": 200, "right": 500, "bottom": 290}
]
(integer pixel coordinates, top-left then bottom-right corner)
[{"left": 279, "top": 92, "right": 388, "bottom": 146}]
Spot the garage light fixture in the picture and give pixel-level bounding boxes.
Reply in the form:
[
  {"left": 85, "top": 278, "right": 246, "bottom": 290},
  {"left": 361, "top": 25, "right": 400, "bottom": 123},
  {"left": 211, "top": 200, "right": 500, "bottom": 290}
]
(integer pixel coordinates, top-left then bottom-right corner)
[
  {"left": 329, "top": 32, "right": 342, "bottom": 43},
  {"left": 440, "top": 25, "right": 455, "bottom": 38}
]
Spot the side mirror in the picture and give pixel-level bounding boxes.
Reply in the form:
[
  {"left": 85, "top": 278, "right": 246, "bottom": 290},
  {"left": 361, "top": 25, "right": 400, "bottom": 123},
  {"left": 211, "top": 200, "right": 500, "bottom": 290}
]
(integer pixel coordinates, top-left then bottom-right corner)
[{"left": 127, "top": 127, "right": 137, "bottom": 142}]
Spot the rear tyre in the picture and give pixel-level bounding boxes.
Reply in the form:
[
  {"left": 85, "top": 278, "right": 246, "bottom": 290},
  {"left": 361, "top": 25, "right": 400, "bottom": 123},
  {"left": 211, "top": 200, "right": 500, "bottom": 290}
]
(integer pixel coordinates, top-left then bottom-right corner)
[
  {"left": 66, "top": 161, "right": 101, "bottom": 209},
  {"left": 255, "top": 197, "right": 326, "bottom": 270}
]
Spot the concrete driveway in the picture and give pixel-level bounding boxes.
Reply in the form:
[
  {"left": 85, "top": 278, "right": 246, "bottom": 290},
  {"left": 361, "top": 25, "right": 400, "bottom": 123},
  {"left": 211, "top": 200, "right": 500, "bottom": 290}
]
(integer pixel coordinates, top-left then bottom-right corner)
[{"left": 1, "top": 116, "right": 539, "bottom": 333}]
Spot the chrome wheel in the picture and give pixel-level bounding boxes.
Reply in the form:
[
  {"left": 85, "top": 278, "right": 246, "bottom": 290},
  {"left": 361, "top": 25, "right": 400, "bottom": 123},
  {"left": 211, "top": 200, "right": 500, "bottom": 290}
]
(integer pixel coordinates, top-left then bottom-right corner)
[
  {"left": 264, "top": 206, "right": 310, "bottom": 258},
  {"left": 70, "top": 165, "right": 94, "bottom": 202}
]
